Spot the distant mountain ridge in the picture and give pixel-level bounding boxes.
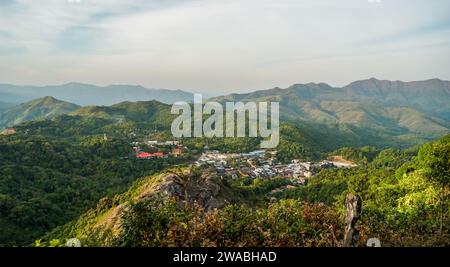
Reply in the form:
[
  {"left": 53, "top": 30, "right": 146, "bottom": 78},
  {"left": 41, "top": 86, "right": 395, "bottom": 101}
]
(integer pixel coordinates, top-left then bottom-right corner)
[
  {"left": 0, "top": 82, "right": 194, "bottom": 106},
  {"left": 210, "top": 78, "right": 450, "bottom": 140},
  {"left": 1, "top": 78, "right": 449, "bottom": 144}
]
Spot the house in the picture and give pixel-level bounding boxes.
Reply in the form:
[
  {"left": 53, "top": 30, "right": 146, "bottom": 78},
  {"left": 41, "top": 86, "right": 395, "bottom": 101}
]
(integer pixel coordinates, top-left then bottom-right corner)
[
  {"left": 300, "top": 162, "right": 312, "bottom": 170},
  {"left": 171, "top": 147, "right": 183, "bottom": 157},
  {"left": 241, "top": 150, "right": 266, "bottom": 158},
  {"left": 250, "top": 150, "right": 266, "bottom": 157},
  {"left": 164, "top": 141, "right": 179, "bottom": 146}
]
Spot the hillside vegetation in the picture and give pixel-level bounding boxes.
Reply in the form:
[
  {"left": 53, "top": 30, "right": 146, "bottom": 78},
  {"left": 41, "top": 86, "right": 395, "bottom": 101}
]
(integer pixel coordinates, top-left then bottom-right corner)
[
  {"left": 0, "top": 134, "right": 192, "bottom": 245},
  {"left": 39, "top": 135, "right": 449, "bottom": 247},
  {"left": 0, "top": 79, "right": 449, "bottom": 246},
  {"left": 0, "top": 96, "right": 80, "bottom": 130}
]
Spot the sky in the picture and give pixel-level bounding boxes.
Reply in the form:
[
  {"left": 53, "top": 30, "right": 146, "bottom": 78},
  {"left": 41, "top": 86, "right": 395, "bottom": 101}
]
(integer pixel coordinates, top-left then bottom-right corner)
[{"left": 0, "top": 0, "right": 450, "bottom": 95}]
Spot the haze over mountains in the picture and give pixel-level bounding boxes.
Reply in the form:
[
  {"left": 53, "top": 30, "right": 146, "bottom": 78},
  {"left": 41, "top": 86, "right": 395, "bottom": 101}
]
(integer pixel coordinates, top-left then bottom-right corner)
[
  {"left": 0, "top": 78, "right": 449, "bottom": 145},
  {"left": 0, "top": 83, "right": 194, "bottom": 106}
]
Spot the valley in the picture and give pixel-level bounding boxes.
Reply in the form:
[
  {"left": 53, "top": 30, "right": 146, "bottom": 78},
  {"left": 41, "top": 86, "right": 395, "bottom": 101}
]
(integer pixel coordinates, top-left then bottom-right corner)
[{"left": 0, "top": 78, "right": 448, "bottom": 247}]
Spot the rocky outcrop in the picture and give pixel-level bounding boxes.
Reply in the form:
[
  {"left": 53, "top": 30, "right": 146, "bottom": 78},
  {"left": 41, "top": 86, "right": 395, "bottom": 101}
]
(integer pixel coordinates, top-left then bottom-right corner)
[
  {"left": 88, "top": 167, "right": 233, "bottom": 239},
  {"left": 343, "top": 193, "right": 362, "bottom": 247},
  {"left": 139, "top": 168, "right": 229, "bottom": 211}
]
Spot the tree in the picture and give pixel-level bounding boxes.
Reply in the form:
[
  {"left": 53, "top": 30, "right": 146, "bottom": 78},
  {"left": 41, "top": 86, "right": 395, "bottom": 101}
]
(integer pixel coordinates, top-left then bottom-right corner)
[{"left": 416, "top": 135, "right": 450, "bottom": 233}]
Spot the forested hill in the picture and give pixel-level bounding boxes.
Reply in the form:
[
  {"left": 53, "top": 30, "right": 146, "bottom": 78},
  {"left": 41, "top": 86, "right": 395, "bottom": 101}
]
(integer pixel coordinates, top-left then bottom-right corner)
[
  {"left": 210, "top": 78, "right": 450, "bottom": 141},
  {"left": 0, "top": 91, "right": 448, "bottom": 246},
  {"left": 2, "top": 78, "right": 449, "bottom": 148},
  {"left": 2, "top": 95, "right": 445, "bottom": 155},
  {"left": 0, "top": 133, "right": 193, "bottom": 246},
  {"left": 0, "top": 96, "right": 80, "bottom": 130}
]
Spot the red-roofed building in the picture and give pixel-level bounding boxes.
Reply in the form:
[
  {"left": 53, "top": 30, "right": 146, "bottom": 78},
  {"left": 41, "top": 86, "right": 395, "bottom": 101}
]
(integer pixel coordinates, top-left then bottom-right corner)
[
  {"left": 136, "top": 151, "right": 165, "bottom": 159},
  {"left": 137, "top": 152, "right": 152, "bottom": 159}
]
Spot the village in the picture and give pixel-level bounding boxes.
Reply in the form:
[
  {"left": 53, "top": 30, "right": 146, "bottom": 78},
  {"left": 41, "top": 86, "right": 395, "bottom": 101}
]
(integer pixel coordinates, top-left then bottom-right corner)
[
  {"left": 195, "top": 150, "right": 357, "bottom": 186},
  {"left": 130, "top": 139, "right": 357, "bottom": 188},
  {"left": 2, "top": 127, "right": 357, "bottom": 189}
]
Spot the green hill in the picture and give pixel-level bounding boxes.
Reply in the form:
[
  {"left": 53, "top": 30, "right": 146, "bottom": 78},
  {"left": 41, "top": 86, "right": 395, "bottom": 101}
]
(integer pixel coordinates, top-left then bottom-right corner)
[
  {"left": 70, "top": 100, "right": 173, "bottom": 124},
  {"left": 0, "top": 96, "right": 80, "bottom": 130},
  {"left": 0, "top": 133, "right": 192, "bottom": 246}
]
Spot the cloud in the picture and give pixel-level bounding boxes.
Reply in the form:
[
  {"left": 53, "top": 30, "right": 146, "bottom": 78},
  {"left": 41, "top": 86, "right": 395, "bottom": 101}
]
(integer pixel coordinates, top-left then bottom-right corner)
[{"left": 0, "top": 0, "right": 449, "bottom": 93}]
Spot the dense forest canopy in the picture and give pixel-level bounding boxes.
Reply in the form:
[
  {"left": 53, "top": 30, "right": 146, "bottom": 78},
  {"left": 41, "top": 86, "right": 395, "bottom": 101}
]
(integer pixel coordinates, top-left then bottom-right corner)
[
  {"left": 34, "top": 135, "right": 449, "bottom": 247},
  {"left": 0, "top": 97, "right": 448, "bottom": 246},
  {"left": 0, "top": 134, "right": 192, "bottom": 245}
]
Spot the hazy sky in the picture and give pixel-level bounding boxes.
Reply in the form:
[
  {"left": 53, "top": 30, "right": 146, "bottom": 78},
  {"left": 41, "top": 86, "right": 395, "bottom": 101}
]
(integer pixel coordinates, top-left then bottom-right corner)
[{"left": 1, "top": 0, "right": 449, "bottom": 95}]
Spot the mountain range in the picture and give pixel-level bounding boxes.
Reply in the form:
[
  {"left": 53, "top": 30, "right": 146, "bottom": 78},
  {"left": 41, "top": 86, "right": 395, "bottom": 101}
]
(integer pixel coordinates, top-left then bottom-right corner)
[
  {"left": 0, "top": 78, "right": 449, "bottom": 246},
  {"left": 0, "top": 78, "right": 449, "bottom": 146},
  {"left": 0, "top": 82, "right": 194, "bottom": 106},
  {"left": 210, "top": 78, "right": 450, "bottom": 140}
]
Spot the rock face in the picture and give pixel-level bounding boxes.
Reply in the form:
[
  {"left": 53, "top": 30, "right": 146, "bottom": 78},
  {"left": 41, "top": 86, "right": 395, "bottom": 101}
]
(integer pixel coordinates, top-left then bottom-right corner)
[
  {"left": 140, "top": 169, "right": 229, "bottom": 211},
  {"left": 343, "top": 193, "right": 362, "bottom": 247},
  {"left": 87, "top": 168, "right": 232, "bottom": 240}
]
